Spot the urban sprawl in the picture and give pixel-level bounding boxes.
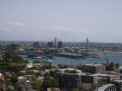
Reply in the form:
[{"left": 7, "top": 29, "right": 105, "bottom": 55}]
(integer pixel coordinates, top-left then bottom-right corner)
[{"left": 0, "top": 40, "right": 122, "bottom": 91}]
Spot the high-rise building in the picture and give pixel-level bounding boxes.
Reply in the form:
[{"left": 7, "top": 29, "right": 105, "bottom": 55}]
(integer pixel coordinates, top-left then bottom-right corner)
[
  {"left": 33, "top": 42, "right": 40, "bottom": 48},
  {"left": 57, "top": 68, "right": 85, "bottom": 91},
  {"left": 47, "top": 41, "right": 54, "bottom": 48},
  {"left": 57, "top": 41, "right": 63, "bottom": 48}
]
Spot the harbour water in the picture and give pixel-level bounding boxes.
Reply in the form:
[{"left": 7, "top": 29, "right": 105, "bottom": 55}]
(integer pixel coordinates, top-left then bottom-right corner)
[{"left": 51, "top": 52, "right": 122, "bottom": 65}]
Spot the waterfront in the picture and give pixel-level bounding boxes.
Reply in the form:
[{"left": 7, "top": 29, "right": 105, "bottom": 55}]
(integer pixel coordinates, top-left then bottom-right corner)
[{"left": 51, "top": 52, "right": 122, "bottom": 65}]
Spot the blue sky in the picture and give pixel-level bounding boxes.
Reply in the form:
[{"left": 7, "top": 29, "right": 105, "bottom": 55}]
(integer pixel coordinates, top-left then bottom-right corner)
[{"left": 0, "top": 0, "right": 122, "bottom": 42}]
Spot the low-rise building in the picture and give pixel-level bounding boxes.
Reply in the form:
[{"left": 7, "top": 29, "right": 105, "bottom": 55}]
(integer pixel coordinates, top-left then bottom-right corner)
[
  {"left": 90, "top": 73, "right": 110, "bottom": 87},
  {"left": 0, "top": 73, "right": 6, "bottom": 91},
  {"left": 112, "top": 80, "right": 122, "bottom": 91},
  {"left": 96, "top": 84, "right": 117, "bottom": 91},
  {"left": 81, "top": 64, "right": 106, "bottom": 73},
  {"left": 17, "top": 76, "right": 35, "bottom": 91}
]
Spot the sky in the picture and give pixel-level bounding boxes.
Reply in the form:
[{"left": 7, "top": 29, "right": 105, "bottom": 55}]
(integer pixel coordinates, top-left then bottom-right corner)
[{"left": 0, "top": 0, "right": 122, "bottom": 42}]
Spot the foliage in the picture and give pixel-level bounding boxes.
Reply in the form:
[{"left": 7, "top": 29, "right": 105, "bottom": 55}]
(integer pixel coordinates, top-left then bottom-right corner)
[
  {"left": 47, "top": 76, "right": 59, "bottom": 87},
  {"left": 64, "top": 70, "right": 78, "bottom": 73},
  {"left": 0, "top": 44, "right": 27, "bottom": 71},
  {"left": 33, "top": 79, "right": 43, "bottom": 91}
]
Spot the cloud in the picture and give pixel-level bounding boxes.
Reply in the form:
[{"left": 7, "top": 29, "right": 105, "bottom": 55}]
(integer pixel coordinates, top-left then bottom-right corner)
[
  {"left": 7, "top": 21, "right": 25, "bottom": 27},
  {"left": 0, "top": 21, "right": 25, "bottom": 31},
  {"left": 39, "top": 25, "right": 73, "bottom": 32},
  {"left": 51, "top": 25, "right": 72, "bottom": 31}
]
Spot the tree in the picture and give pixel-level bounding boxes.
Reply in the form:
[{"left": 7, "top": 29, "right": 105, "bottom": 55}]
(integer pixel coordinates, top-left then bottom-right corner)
[
  {"left": 1, "top": 44, "right": 27, "bottom": 71},
  {"left": 33, "top": 79, "right": 43, "bottom": 91}
]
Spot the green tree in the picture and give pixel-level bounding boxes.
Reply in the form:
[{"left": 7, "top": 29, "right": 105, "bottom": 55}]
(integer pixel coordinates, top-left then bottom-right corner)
[
  {"left": 33, "top": 79, "right": 43, "bottom": 91},
  {"left": 1, "top": 44, "right": 27, "bottom": 71}
]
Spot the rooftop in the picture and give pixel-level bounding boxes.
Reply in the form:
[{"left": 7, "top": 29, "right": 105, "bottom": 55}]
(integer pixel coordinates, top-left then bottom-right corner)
[
  {"left": 58, "top": 68, "right": 86, "bottom": 75},
  {"left": 97, "top": 84, "right": 115, "bottom": 91},
  {"left": 85, "top": 64, "right": 104, "bottom": 67}
]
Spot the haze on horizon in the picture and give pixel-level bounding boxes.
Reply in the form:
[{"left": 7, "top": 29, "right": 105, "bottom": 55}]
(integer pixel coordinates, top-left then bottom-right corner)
[{"left": 0, "top": 0, "right": 122, "bottom": 43}]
